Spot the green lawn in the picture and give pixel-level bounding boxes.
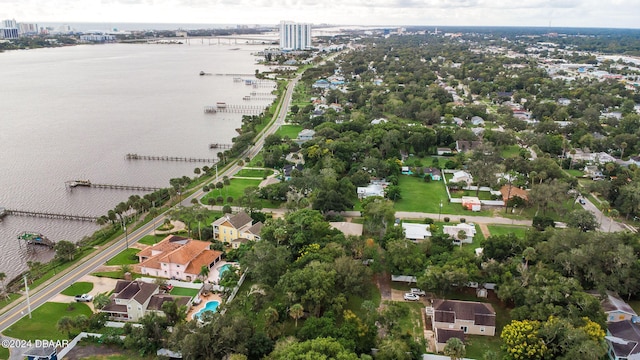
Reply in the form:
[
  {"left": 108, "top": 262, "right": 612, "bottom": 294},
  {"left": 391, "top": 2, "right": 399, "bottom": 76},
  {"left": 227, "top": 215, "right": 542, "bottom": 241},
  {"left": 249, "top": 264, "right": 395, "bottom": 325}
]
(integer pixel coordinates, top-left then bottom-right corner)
[
  {"left": 169, "top": 287, "right": 200, "bottom": 297},
  {"left": 138, "top": 234, "right": 166, "bottom": 246},
  {"left": 0, "top": 346, "right": 8, "bottom": 359},
  {"left": 91, "top": 271, "right": 143, "bottom": 280},
  {"left": 487, "top": 225, "right": 529, "bottom": 238},
  {"left": 202, "top": 178, "right": 281, "bottom": 208},
  {"left": 3, "top": 302, "right": 93, "bottom": 341},
  {"left": 465, "top": 334, "right": 505, "bottom": 359},
  {"left": 275, "top": 124, "right": 303, "bottom": 139},
  {"left": 394, "top": 176, "right": 491, "bottom": 216},
  {"left": 247, "top": 153, "right": 264, "bottom": 167},
  {"left": 500, "top": 145, "right": 521, "bottom": 159},
  {"left": 450, "top": 189, "right": 494, "bottom": 200},
  {"left": 346, "top": 282, "right": 381, "bottom": 320},
  {"left": 235, "top": 168, "right": 273, "bottom": 178},
  {"left": 105, "top": 248, "right": 141, "bottom": 266},
  {"left": 565, "top": 169, "right": 584, "bottom": 177},
  {"left": 61, "top": 282, "right": 94, "bottom": 296}
]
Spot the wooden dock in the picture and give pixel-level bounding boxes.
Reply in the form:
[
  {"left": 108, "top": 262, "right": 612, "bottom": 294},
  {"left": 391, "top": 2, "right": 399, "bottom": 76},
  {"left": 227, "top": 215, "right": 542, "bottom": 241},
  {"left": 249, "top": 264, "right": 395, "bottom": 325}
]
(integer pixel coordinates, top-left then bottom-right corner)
[
  {"left": 65, "top": 180, "right": 161, "bottom": 192},
  {"left": 209, "top": 143, "right": 233, "bottom": 149},
  {"left": 6, "top": 209, "right": 98, "bottom": 222},
  {"left": 125, "top": 153, "right": 216, "bottom": 163},
  {"left": 18, "top": 231, "right": 55, "bottom": 248},
  {"left": 203, "top": 104, "right": 265, "bottom": 114}
]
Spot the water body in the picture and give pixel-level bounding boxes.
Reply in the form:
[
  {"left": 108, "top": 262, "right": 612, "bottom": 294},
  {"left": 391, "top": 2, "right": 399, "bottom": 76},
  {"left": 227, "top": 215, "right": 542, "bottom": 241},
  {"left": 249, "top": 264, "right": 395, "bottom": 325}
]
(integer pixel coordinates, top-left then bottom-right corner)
[{"left": 0, "top": 42, "right": 274, "bottom": 282}]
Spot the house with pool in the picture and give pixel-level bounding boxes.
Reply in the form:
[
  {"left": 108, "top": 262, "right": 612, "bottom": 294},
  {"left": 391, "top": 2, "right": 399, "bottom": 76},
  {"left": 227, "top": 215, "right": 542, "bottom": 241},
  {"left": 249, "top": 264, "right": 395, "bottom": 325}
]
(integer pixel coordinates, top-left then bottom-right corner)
[{"left": 135, "top": 235, "right": 223, "bottom": 282}]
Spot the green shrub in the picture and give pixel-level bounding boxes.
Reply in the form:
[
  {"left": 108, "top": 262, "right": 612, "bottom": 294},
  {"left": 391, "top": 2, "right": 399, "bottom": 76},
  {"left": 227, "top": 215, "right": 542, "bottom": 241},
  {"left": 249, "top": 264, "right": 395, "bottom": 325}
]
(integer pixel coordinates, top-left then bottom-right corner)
[{"left": 444, "top": 217, "right": 450, "bottom": 223}]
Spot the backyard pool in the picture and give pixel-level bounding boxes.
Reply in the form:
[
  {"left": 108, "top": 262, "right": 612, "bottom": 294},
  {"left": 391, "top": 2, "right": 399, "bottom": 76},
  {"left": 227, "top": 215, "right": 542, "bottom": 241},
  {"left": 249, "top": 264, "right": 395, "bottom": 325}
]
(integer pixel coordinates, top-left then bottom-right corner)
[
  {"left": 218, "top": 264, "right": 233, "bottom": 280},
  {"left": 192, "top": 300, "right": 220, "bottom": 320}
]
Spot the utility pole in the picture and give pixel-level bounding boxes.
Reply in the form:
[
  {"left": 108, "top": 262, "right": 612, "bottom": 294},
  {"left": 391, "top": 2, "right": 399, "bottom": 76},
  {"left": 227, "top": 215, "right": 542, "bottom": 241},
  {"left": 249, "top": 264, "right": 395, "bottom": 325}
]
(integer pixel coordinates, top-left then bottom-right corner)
[{"left": 23, "top": 274, "right": 32, "bottom": 319}]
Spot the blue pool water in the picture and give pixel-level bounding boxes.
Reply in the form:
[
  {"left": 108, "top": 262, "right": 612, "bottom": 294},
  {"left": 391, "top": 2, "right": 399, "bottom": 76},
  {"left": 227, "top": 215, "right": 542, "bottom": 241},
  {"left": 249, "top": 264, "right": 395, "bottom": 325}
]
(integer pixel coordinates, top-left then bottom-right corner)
[
  {"left": 218, "top": 264, "right": 232, "bottom": 280},
  {"left": 193, "top": 300, "right": 220, "bottom": 320}
]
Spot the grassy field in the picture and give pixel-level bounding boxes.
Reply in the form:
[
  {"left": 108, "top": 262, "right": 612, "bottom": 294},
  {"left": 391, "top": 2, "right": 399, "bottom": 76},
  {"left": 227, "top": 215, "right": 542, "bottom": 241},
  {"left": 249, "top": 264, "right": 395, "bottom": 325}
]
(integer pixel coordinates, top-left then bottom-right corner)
[
  {"left": 394, "top": 176, "right": 491, "bottom": 216},
  {"left": 169, "top": 287, "right": 200, "bottom": 297},
  {"left": 565, "top": 169, "right": 584, "bottom": 177},
  {"left": 105, "top": 248, "right": 140, "bottom": 266},
  {"left": 138, "top": 234, "right": 166, "bottom": 246},
  {"left": 247, "top": 153, "right": 264, "bottom": 167},
  {"left": 500, "top": 145, "right": 521, "bottom": 159},
  {"left": 235, "top": 168, "right": 273, "bottom": 178},
  {"left": 3, "top": 302, "right": 93, "bottom": 341},
  {"left": 0, "top": 346, "right": 8, "bottom": 359},
  {"left": 275, "top": 124, "right": 303, "bottom": 139},
  {"left": 202, "top": 178, "right": 281, "bottom": 208},
  {"left": 465, "top": 334, "right": 504, "bottom": 359},
  {"left": 61, "top": 282, "right": 94, "bottom": 296},
  {"left": 487, "top": 225, "right": 529, "bottom": 238},
  {"left": 450, "top": 189, "right": 494, "bottom": 200},
  {"left": 91, "top": 271, "right": 143, "bottom": 280}
]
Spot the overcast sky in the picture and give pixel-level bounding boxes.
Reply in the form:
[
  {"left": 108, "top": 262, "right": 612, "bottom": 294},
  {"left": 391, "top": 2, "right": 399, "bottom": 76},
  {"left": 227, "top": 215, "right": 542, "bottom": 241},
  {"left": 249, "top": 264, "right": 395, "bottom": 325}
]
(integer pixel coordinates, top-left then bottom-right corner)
[{"left": 2, "top": 0, "right": 639, "bottom": 29}]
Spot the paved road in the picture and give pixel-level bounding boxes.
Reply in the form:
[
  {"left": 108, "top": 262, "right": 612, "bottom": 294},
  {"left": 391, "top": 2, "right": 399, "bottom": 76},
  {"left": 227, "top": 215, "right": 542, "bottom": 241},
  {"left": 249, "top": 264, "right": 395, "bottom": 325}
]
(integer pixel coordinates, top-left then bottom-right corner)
[
  {"left": 577, "top": 196, "right": 627, "bottom": 232},
  {"left": 0, "top": 74, "right": 301, "bottom": 352}
]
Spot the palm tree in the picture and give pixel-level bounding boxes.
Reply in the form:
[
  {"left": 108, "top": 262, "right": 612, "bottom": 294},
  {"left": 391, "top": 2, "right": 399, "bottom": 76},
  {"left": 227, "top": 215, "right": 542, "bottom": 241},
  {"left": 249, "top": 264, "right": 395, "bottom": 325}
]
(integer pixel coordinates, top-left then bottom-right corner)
[
  {"left": 199, "top": 265, "right": 210, "bottom": 282},
  {"left": 120, "top": 264, "right": 132, "bottom": 278},
  {"left": 443, "top": 337, "right": 466, "bottom": 360},
  {"left": 620, "top": 141, "right": 628, "bottom": 159},
  {"left": 609, "top": 209, "right": 620, "bottom": 232},
  {"left": 93, "top": 292, "right": 110, "bottom": 310},
  {"left": 289, "top": 303, "right": 304, "bottom": 327}
]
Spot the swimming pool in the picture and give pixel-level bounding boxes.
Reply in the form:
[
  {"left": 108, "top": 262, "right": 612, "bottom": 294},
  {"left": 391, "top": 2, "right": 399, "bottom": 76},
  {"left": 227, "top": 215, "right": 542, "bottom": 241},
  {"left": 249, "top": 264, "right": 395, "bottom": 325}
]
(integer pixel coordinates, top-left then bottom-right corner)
[
  {"left": 192, "top": 300, "right": 220, "bottom": 320},
  {"left": 218, "top": 264, "right": 233, "bottom": 280}
]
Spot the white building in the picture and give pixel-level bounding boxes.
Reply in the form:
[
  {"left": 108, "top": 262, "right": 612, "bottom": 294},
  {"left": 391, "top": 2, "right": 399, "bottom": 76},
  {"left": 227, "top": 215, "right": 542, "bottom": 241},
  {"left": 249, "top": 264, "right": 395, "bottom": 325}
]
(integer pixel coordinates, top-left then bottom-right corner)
[
  {"left": 1, "top": 19, "right": 18, "bottom": 39},
  {"left": 279, "top": 21, "right": 311, "bottom": 51},
  {"left": 402, "top": 223, "right": 432, "bottom": 242}
]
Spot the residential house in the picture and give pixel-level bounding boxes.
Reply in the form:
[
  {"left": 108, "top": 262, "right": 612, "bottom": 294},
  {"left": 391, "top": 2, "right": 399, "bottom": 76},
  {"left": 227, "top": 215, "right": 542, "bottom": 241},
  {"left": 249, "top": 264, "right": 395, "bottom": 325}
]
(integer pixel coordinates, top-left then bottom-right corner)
[
  {"left": 584, "top": 165, "right": 604, "bottom": 180},
  {"left": 606, "top": 320, "right": 640, "bottom": 360},
  {"left": 100, "top": 280, "right": 191, "bottom": 321},
  {"left": 456, "top": 140, "right": 482, "bottom": 153},
  {"left": 135, "top": 236, "right": 223, "bottom": 281},
  {"left": 297, "top": 129, "right": 316, "bottom": 142},
  {"left": 499, "top": 185, "right": 528, "bottom": 203},
  {"left": 451, "top": 171, "right": 473, "bottom": 186},
  {"left": 423, "top": 167, "right": 442, "bottom": 181},
  {"left": 24, "top": 346, "right": 57, "bottom": 360},
  {"left": 212, "top": 211, "right": 263, "bottom": 243},
  {"left": 282, "top": 163, "right": 304, "bottom": 180},
  {"left": 312, "top": 79, "right": 330, "bottom": 89},
  {"left": 427, "top": 299, "right": 496, "bottom": 352},
  {"left": 453, "top": 117, "right": 464, "bottom": 126},
  {"left": 558, "top": 98, "right": 571, "bottom": 106},
  {"left": 329, "top": 103, "right": 343, "bottom": 112},
  {"left": 371, "top": 118, "right": 388, "bottom": 125},
  {"left": 471, "top": 116, "right": 485, "bottom": 126},
  {"left": 402, "top": 223, "right": 432, "bottom": 242},
  {"left": 589, "top": 291, "right": 638, "bottom": 323},
  {"left": 437, "top": 148, "right": 453, "bottom": 156},
  {"left": 357, "top": 184, "right": 385, "bottom": 199},
  {"left": 443, "top": 223, "right": 476, "bottom": 244}
]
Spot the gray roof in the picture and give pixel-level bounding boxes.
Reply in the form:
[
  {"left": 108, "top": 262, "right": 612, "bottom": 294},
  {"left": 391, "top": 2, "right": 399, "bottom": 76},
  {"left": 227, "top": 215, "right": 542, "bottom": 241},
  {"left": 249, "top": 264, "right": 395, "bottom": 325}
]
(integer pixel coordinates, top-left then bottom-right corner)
[
  {"left": 102, "top": 303, "right": 128, "bottom": 313},
  {"left": 147, "top": 294, "right": 191, "bottom": 311},
  {"left": 23, "top": 346, "right": 56, "bottom": 357},
  {"left": 435, "top": 328, "right": 465, "bottom": 344},
  {"left": 432, "top": 299, "right": 496, "bottom": 327},
  {"left": 246, "top": 221, "right": 264, "bottom": 235},
  {"left": 115, "top": 281, "right": 158, "bottom": 305},
  {"left": 608, "top": 320, "right": 640, "bottom": 357}
]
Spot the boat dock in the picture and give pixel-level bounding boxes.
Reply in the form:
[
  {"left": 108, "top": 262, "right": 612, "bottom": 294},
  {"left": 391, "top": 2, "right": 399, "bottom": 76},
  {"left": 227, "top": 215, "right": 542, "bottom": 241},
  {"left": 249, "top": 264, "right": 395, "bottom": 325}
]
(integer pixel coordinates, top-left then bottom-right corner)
[
  {"left": 209, "top": 143, "right": 232, "bottom": 149},
  {"left": 125, "top": 153, "right": 216, "bottom": 163},
  {"left": 203, "top": 104, "right": 265, "bottom": 114},
  {"left": 65, "top": 180, "right": 161, "bottom": 192},
  {"left": 18, "top": 231, "right": 55, "bottom": 248},
  {"left": 5, "top": 209, "right": 98, "bottom": 222}
]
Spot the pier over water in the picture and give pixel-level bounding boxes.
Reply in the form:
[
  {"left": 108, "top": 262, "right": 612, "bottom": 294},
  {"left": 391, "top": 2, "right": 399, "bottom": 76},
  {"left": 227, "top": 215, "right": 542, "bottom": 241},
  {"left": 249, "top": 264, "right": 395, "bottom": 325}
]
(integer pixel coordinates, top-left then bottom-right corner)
[{"left": 125, "top": 153, "right": 217, "bottom": 163}]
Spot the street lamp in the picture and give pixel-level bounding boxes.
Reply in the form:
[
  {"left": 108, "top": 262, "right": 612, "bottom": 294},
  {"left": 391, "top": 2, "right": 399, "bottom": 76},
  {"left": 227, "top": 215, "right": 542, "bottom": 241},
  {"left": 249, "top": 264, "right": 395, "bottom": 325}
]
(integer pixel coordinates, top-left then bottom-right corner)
[{"left": 438, "top": 201, "right": 443, "bottom": 221}]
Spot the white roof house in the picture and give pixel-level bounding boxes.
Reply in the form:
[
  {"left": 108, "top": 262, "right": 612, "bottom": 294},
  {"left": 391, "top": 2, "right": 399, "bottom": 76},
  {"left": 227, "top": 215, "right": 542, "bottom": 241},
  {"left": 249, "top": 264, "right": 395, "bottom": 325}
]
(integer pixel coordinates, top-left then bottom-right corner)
[
  {"left": 451, "top": 171, "right": 473, "bottom": 185},
  {"left": 402, "top": 223, "right": 432, "bottom": 242},
  {"left": 357, "top": 184, "right": 384, "bottom": 199},
  {"left": 443, "top": 223, "right": 476, "bottom": 244}
]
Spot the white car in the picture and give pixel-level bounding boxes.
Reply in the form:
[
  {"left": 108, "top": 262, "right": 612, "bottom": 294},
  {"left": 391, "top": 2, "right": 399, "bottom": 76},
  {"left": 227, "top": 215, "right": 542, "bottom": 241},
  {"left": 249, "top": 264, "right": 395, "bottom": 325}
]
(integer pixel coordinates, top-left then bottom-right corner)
[
  {"left": 410, "top": 288, "right": 426, "bottom": 296},
  {"left": 403, "top": 293, "right": 420, "bottom": 301},
  {"left": 74, "top": 294, "right": 93, "bottom": 302}
]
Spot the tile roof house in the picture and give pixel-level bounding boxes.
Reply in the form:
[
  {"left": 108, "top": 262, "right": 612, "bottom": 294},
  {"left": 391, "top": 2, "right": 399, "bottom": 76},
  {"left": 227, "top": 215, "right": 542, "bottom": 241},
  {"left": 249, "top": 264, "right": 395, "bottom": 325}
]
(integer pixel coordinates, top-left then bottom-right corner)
[
  {"left": 135, "top": 235, "right": 222, "bottom": 282},
  {"left": 211, "top": 211, "right": 263, "bottom": 244},
  {"left": 427, "top": 299, "right": 496, "bottom": 352},
  {"left": 100, "top": 280, "right": 192, "bottom": 321}
]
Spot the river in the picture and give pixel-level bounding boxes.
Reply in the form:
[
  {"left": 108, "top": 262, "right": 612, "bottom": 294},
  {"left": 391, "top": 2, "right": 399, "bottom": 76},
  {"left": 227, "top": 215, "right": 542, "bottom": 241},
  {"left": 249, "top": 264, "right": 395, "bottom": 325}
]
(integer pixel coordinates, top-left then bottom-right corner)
[{"left": 0, "top": 41, "right": 274, "bottom": 282}]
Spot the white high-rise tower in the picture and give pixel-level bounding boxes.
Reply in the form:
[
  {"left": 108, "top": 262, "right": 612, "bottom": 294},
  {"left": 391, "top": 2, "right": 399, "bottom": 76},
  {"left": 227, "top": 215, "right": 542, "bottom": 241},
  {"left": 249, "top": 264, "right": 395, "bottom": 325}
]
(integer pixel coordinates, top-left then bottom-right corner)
[{"left": 279, "top": 21, "right": 311, "bottom": 51}]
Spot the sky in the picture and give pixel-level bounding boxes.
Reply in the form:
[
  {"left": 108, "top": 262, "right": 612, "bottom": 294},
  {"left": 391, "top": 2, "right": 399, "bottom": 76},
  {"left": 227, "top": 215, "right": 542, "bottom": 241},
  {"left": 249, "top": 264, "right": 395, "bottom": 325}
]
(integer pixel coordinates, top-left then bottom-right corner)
[{"left": 2, "top": 0, "right": 640, "bottom": 29}]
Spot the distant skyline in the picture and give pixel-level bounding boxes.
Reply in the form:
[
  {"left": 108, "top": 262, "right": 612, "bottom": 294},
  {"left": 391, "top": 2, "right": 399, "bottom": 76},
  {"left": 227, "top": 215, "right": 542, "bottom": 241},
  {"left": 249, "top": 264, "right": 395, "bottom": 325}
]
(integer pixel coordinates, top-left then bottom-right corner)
[{"left": 2, "top": 0, "right": 640, "bottom": 30}]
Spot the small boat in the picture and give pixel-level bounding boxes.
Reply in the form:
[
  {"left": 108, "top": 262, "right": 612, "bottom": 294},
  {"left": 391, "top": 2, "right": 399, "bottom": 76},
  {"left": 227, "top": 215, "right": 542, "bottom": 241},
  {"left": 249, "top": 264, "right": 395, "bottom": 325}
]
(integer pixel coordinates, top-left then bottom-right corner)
[{"left": 200, "top": 71, "right": 206, "bottom": 76}]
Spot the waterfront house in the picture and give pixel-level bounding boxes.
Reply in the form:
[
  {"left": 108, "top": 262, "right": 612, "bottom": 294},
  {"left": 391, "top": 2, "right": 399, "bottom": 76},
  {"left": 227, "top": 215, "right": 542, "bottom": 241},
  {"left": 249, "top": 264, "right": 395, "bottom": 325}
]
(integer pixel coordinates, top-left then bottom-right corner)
[{"left": 135, "top": 235, "right": 223, "bottom": 281}]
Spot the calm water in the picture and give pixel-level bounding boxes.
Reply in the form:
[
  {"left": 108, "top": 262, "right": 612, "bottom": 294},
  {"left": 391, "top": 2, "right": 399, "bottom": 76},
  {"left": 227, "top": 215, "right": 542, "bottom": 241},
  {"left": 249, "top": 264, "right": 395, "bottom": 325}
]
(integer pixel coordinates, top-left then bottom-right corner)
[{"left": 0, "top": 42, "right": 274, "bottom": 282}]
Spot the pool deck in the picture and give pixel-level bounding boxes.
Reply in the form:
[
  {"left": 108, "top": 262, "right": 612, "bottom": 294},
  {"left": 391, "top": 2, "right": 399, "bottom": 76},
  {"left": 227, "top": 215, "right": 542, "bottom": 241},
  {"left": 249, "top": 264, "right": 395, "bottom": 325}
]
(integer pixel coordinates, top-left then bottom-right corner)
[{"left": 188, "top": 295, "right": 222, "bottom": 319}]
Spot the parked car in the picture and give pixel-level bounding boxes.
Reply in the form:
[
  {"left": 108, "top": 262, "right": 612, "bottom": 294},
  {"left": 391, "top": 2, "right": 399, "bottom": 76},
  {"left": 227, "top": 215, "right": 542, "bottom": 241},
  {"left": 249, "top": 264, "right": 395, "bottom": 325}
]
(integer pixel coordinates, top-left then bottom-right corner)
[
  {"left": 579, "top": 198, "right": 586, "bottom": 205},
  {"left": 74, "top": 294, "right": 93, "bottom": 302},
  {"left": 410, "top": 288, "right": 426, "bottom": 296},
  {"left": 403, "top": 293, "right": 420, "bottom": 301}
]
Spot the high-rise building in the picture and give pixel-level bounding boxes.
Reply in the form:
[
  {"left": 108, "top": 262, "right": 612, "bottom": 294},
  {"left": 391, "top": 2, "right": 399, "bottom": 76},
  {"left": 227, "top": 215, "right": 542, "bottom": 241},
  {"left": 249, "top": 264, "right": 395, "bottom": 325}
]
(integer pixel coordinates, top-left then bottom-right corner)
[
  {"left": 0, "top": 19, "right": 18, "bottom": 39},
  {"left": 279, "top": 21, "right": 311, "bottom": 51}
]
